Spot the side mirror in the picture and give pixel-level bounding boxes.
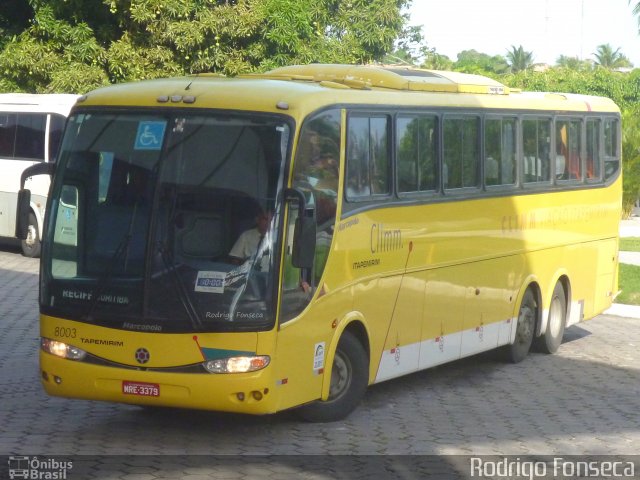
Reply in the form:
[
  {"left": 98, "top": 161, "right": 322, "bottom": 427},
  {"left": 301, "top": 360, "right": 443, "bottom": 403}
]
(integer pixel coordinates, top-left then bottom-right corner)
[
  {"left": 292, "top": 213, "right": 316, "bottom": 269},
  {"left": 16, "top": 162, "right": 56, "bottom": 239},
  {"left": 284, "top": 188, "right": 316, "bottom": 269},
  {"left": 15, "top": 189, "right": 31, "bottom": 239},
  {"left": 20, "top": 162, "right": 55, "bottom": 189}
]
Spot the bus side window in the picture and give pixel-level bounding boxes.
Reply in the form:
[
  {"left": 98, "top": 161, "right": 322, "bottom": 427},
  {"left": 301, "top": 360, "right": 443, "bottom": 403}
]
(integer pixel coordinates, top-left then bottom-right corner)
[
  {"left": 555, "top": 119, "right": 582, "bottom": 182},
  {"left": 604, "top": 118, "right": 620, "bottom": 181},
  {"left": 14, "top": 113, "right": 47, "bottom": 161},
  {"left": 0, "top": 113, "right": 17, "bottom": 157},
  {"left": 485, "top": 117, "right": 517, "bottom": 187},
  {"left": 48, "top": 114, "right": 67, "bottom": 162},
  {"left": 397, "top": 115, "right": 437, "bottom": 193},
  {"left": 522, "top": 118, "right": 551, "bottom": 184},
  {"left": 443, "top": 116, "right": 480, "bottom": 190},
  {"left": 346, "top": 114, "right": 390, "bottom": 199},
  {"left": 586, "top": 118, "right": 601, "bottom": 181}
]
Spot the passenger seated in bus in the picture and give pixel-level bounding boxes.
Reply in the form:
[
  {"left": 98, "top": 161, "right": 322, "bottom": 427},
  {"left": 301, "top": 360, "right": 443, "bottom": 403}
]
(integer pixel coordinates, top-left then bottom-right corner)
[
  {"left": 555, "top": 154, "right": 566, "bottom": 179},
  {"left": 524, "top": 156, "right": 539, "bottom": 179},
  {"left": 586, "top": 156, "right": 597, "bottom": 179},
  {"left": 485, "top": 155, "right": 499, "bottom": 185},
  {"left": 228, "top": 209, "right": 272, "bottom": 266},
  {"left": 346, "top": 175, "right": 371, "bottom": 197}
]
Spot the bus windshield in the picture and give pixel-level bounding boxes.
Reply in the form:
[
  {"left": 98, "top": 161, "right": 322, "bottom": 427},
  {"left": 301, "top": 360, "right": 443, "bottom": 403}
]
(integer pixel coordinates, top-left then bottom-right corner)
[{"left": 42, "top": 110, "right": 291, "bottom": 333}]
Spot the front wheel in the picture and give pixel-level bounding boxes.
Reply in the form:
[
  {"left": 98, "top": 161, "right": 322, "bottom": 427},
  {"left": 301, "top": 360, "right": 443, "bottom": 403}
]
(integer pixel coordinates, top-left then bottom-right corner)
[
  {"left": 296, "top": 331, "right": 369, "bottom": 422},
  {"left": 21, "top": 212, "right": 41, "bottom": 258},
  {"left": 506, "top": 288, "right": 537, "bottom": 363}
]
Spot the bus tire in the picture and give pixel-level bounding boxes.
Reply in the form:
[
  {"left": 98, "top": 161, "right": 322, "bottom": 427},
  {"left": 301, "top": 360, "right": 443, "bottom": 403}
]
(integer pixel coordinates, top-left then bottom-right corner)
[
  {"left": 21, "top": 212, "right": 41, "bottom": 258},
  {"left": 295, "top": 331, "right": 368, "bottom": 423},
  {"left": 535, "top": 282, "right": 566, "bottom": 354},
  {"left": 506, "top": 288, "right": 536, "bottom": 363}
]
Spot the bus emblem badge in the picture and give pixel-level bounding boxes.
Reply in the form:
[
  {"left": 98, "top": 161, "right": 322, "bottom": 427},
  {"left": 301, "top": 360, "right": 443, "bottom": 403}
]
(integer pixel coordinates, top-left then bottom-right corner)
[{"left": 135, "top": 348, "right": 150, "bottom": 364}]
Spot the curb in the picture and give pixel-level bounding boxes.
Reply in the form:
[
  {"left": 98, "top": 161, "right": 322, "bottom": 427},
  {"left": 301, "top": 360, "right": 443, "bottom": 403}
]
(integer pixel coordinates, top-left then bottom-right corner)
[
  {"left": 604, "top": 303, "right": 640, "bottom": 319},
  {"left": 619, "top": 251, "right": 640, "bottom": 266}
]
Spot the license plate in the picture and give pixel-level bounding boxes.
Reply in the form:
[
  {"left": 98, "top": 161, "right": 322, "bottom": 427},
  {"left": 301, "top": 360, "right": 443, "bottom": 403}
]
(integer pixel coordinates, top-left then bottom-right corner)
[{"left": 122, "top": 381, "right": 160, "bottom": 397}]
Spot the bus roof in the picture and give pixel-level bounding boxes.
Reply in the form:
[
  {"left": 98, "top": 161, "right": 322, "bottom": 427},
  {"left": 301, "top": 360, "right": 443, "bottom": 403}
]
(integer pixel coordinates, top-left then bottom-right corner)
[
  {"left": 257, "top": 64, "right": 512, "bottom": 94},
  {"left": 0, "top": 93, "right": 80, "bottom": 115},
  {"left": 77, "top": 64, "right": 620, "bottom": 116}
]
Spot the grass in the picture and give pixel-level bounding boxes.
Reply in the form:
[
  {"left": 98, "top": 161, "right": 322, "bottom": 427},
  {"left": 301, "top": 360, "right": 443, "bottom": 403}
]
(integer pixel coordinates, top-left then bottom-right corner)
[
  {"left": 619, "top": 237, "right": 640, "bottom": 252},
  {"left": 618, "top": 238, "right": 640, "bottom": 305},
  {"left": 617, "top": 263, "right": 640, "bottom": 306}
]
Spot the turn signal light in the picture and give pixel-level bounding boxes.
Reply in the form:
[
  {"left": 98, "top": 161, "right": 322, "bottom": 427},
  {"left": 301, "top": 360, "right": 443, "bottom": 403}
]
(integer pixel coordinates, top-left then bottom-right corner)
[{"left": 203, "top": 356, "right": 270, "bottom": 374}]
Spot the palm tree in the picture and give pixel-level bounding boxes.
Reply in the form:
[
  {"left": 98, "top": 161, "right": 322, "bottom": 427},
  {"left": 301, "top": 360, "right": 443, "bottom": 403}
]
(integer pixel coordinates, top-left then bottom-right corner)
[
  {"left": 556, "top": 55, "right": 592, "bottom": 71},
  {"left": 631, "top": 0, "right": 640, "bottom": 28},
  {"left": 593, "top": 43, "right": 632, "bottom": 69},
  {"left": 506, "top": 45, "right": 534, "bottom": 72}
]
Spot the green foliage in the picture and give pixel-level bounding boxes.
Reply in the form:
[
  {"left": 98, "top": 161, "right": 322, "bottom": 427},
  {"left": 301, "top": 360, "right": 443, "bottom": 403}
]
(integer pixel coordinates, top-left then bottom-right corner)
[
  {"left": 0, "top": 5, "right": 109, "bottom": 92},
  {"left": 0, "top": 0, "right": 32, "bottom": 49},
  {"left": 506, "top": 45, "right": 533, "bottom": 73},
  {"left": 503, "top": 67, "right": 640, "bottom": 109},
  {"left": 420, "top": 48, "right": 453, "bottom": 70},
  {"left": 619, "top": 237, "right": 640, "bottom": 252},
  {"left": 454, "top": 50, "right": 509, "bottom": 75},
  {"left": 593, "top": 43, "right": 632, "bottom": 69},
  {"left": 617, "top": 263, "right": 640, "bottom": 305},
  {"left": 622, "top": 105, "right": 640, "bottom": 215},
  {"left": 0, "top": 0, "right": 412, "bottom": 93},
  {"left": 556, "top": 55, "right": 592, "bottom": 71}
]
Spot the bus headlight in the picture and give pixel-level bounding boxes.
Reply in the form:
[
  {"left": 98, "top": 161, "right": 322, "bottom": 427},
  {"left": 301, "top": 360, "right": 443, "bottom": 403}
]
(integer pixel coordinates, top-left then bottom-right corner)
[
  {"left": 203, "top": 356, "right": 270, "bottom": 374},
  {"left": 41, "top": 338, "right": 87, "bottom": 361}
]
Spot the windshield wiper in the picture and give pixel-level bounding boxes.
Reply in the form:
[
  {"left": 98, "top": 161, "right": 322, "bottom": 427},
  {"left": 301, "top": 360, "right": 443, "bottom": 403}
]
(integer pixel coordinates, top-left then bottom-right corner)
[
  {"left": 157, "top": 241, "right": 203, "bottom": 330},
  {"left": 84, "top": 202, "right": 139, "bottom": 322},
  {"left": 84, "top": 231, "right": 132, "bottom": 322}
]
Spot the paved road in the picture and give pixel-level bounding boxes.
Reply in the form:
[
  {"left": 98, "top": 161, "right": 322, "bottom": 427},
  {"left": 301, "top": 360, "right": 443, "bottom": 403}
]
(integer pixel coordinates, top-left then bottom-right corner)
[{"left": 1, "top": 247, "right": 639, "bottom": 478}]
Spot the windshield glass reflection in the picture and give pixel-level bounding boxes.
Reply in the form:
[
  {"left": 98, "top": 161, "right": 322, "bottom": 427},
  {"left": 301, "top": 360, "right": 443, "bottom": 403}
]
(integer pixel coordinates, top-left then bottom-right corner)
[{"left": 44, "top": 111, "right": 290, "bottom": 333}]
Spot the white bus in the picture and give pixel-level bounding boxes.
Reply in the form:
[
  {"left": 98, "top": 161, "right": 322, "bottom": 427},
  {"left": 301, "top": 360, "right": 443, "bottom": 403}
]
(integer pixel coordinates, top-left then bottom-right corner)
[{"left": 0, "top": 94, "right": 78, "bottom": 256}]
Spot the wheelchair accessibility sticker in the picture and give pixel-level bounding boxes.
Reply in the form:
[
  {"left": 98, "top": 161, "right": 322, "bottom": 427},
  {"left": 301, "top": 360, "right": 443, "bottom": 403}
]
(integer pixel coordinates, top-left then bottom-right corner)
[{"left": 134, "top": 121, "right": 166, "bottom": 150}]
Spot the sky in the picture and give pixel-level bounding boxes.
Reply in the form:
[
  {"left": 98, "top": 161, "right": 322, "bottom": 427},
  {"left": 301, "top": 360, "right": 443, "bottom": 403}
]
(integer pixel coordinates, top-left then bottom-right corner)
[{"left": 408, "top": 0, "right": 640, "bottom": 66}]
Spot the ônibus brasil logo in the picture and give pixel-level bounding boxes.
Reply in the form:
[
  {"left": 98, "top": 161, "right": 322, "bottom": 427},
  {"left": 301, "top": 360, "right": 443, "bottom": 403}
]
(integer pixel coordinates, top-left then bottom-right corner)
[{"left": 8, "top": 456, "right": 73, "bottom": 479}]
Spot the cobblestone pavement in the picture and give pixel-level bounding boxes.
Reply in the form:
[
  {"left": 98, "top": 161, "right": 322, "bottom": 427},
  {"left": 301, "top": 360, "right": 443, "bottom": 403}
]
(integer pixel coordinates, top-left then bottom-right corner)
[{"left": 0, "top": 247, "right": 639, "bottom": 479}]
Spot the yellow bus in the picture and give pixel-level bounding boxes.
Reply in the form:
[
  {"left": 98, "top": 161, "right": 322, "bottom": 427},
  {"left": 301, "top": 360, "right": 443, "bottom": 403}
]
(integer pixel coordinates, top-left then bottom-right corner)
[{"left": 19, "top": 64, "right": 621, "bottom": 422}]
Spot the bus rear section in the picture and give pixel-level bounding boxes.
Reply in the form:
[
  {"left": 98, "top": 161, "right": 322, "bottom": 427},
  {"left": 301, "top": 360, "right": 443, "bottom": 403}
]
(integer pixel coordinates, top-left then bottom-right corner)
[{"left": 0, "top": 93, "right": 78, "bottom": 256}]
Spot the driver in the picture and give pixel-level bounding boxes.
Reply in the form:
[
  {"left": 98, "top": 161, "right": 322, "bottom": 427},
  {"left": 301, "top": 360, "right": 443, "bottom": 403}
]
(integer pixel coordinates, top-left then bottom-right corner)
[{"left": 228, "top": 210, "right": 272, "bottom": 265}]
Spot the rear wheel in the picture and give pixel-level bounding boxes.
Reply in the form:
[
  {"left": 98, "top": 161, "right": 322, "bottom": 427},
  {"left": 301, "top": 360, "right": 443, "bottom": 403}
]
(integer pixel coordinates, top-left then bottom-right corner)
[
  {"left": 21, "top": 212, "right": 41, "bottom": 258},
  {"left": 506, "top": 288, "right": 537, "bottom": 363},
  {"left": 296, "top": 331, "right": 368, "bottom": 423},
  {"left": 535, "top": 282, "right": 566, "bottom": 354}
]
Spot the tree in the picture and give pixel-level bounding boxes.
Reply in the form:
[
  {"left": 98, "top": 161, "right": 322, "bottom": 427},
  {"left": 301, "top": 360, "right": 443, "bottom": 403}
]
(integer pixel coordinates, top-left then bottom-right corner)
[
  {"left": 506, "top": 45, "right": 533, "bottom": 73},
  {"left": 385, "top": 24, "right": 424, "bottom": 66},
  {"left": 593, "top": 43, "right": 632, "bottom": 69},
  {"left": 454, "top": 49, "right": 508, "bottom": 75},
  {"left": 0, "top": 0, "right": 414, "bottom": 93},
  {"left": 504, "top": 66, "right": 637, "bottom": 109},
  {"left": 0, "top": 0, "right": 33, "bottom": 44},
  {"left": 556, "top": 55, "right": 592, "bottom": 71},
  {"left": 622, "top": 105, "right": 640, "bottom": 215},
  {"left": 631, "top": 0, "right": 640, "bottom": 31},
  {"left": 420, "top": 48, "right": 453, "bottom": 70}
]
